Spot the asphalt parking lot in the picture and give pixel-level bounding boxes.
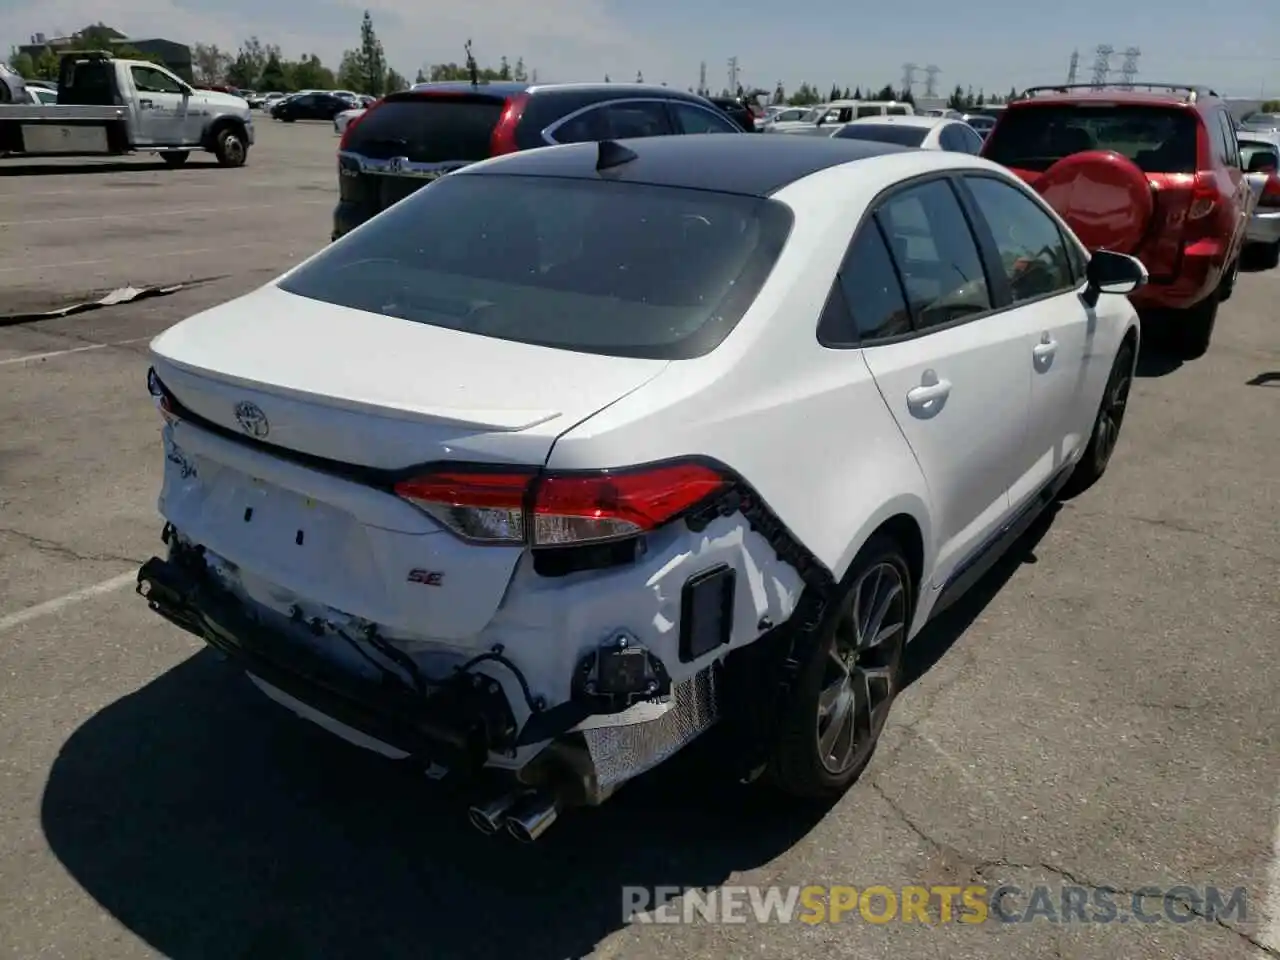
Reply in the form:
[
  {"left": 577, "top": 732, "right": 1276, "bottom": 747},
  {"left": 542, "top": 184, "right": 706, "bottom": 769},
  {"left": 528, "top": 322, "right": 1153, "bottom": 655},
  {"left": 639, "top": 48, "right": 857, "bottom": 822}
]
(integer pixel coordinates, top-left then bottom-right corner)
[{"left": 0, "top": 119, "right": 1278, "bottom": 960}]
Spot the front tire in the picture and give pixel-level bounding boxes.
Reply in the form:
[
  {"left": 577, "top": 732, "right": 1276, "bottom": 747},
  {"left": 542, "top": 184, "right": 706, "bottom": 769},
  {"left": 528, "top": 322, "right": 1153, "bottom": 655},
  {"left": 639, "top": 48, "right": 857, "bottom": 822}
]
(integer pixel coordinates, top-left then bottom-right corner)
[
  {"left": 1060, "top": 337, "right": 1135, "bottom": 500},
  {"left": 769, "top": 535, "right": 911, "bottom": 800},
  {"left": 212, "top": 127, "right": 247, "bottom": 168}
]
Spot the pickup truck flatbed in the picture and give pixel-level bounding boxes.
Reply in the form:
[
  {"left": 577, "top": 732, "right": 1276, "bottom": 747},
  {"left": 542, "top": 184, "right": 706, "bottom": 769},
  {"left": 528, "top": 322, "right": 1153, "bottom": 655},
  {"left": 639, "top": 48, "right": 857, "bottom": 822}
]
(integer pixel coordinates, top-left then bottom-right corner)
[{"left": 0, "top": 52, "right": 254, "bottom": 167}]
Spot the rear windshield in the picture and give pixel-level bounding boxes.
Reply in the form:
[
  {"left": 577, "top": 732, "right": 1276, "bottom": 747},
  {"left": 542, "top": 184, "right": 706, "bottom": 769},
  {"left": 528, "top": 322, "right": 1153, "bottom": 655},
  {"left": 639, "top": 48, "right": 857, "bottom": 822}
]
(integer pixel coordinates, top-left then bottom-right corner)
[
  {"left": 276, "top": 173, "right": 793, "bottom": 360},
  {"left": 835, "top": 123, "right": 927, "bottom": 147},
  {"left": 983, "top": 104, "right": 1198, "bottom": 173},
  {"left": 1239, "top": 139, "right": 1279, "bottom": 170},
  {"left": 343, "top": 96, "right": 506, "bottom": 162}
]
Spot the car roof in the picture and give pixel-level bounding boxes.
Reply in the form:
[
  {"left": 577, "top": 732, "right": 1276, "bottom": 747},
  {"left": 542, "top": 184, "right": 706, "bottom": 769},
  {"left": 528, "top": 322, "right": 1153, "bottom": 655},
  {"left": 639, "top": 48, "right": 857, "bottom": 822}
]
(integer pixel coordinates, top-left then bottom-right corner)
[
  {"left": 457, "top": 133, "right": 914, "bottom": 197},
  {"left": 849, "top": 115, "right": 941, "bottom": 128}
]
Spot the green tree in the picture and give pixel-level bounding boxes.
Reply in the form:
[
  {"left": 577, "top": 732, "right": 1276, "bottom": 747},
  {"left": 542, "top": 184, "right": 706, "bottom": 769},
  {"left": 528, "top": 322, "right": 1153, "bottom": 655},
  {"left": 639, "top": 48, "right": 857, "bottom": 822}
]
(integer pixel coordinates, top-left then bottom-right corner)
[
  {"left": 192, "top": 43, "right": 229, "bottom": 85},
  {"left": 385, "top": 67, "right": 407, "bottom": 92},
  {"left": 947, "top": 84, "right": 965, "bottom": 109},
  {"left": 874, "top": 83, "right": 895, "bottom": 101},
  {"left": 337, "top": 50, "right": 363, "bottom": 90},
  {"left": 1008, "top": 85, "right": 1019, "bottom": 102},
  {"left": 414, "top": 67, "right": 427, "bottom": 83},
  {"left": 976, "top": 88, "right": 985, "bottom": 106},
  {"left": 636, "top": 70, "right": 644, "bottom": 83},
  {"left": 287, "top": 54, "right": 333, "bottom": 91},
  {"left": 498, "top": 55, "right": 511, "bottom": 80},
  {"left": 259, "top": 52, "right": 288, "bottom": 90},
  {"left": 604, "top": 73, "right": 611, "bottom": 82},
  {"left": 899, "top": 88, "right": 915, "bottom": 105},
  {"left": 355, "top": 10, "right": 387, "bottom": 95},
  {"left": 513, "top": 57, "right": 527, "bottom": 82},
  {"left": 7, "top": 50, "right": 35, "bottom": 78},
  {"left": 964, "top": 85, "right": 975, "bottom": 108},
  {"left": 771, "top": 81, "right": 785, "bottom": 104},
  {"left": 226, "top": 38, "right": 268, "bottom": 88},
  {"left": 1261, "top": 99, "right": 1280, "bottom": 111},
  {"left": 32, "top": 48, "right": 59, "bottom": 80},
  {"left": 852, "top": 86, "right": 862, "bottom": 99}
]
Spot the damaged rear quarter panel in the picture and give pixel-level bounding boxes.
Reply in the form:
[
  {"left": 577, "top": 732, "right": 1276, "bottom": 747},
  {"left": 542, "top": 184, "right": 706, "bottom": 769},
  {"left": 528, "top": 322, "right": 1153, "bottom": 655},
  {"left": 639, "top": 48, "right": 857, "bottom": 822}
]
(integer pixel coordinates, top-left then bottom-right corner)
[{"left": 481, "top": 513, "right": 806, "bottom": 722}]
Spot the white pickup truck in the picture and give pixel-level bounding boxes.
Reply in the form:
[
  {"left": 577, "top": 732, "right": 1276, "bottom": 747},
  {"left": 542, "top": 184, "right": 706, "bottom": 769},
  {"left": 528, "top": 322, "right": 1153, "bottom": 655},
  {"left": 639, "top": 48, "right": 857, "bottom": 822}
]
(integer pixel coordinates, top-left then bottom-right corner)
[{"left": 0, "top": 52, "right": 254, "bottom": 167}]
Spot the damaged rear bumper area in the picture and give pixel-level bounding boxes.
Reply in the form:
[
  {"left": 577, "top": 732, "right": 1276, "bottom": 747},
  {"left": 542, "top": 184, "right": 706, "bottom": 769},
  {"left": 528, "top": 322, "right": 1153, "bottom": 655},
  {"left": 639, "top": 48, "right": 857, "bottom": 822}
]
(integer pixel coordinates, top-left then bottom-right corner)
[
  {"left": 135, "top": 534, "right": 755, "bottom": 842},
  {"left": 137, "top": 553, "right": 519, "bottom": 771}
]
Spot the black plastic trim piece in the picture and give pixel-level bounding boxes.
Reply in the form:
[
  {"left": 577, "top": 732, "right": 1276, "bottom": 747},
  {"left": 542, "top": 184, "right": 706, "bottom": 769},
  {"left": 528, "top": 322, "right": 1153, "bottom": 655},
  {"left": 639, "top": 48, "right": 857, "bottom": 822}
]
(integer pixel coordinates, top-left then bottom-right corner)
[{"left": 678, "top": 564, "right": 736, "bottom": 662}]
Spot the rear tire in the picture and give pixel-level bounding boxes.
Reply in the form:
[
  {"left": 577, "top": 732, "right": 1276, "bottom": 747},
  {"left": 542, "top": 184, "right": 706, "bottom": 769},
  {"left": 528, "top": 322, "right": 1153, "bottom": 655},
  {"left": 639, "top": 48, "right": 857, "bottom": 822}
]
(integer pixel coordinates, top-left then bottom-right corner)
[
  {"left": 1060, "top": 337, "right": 1135, "bottom": 500},
  {"left": 212, "top": 127, "right": 247, "bottom": 168},
  {"left": 1171, "top": 291, "right": 1218, "bottom": 360},
  {"left": 160, "top": 151, "right": 189, "bottom": 167},
  {"left": 768, "top": 535, "right": 911, "bottom": 801}
]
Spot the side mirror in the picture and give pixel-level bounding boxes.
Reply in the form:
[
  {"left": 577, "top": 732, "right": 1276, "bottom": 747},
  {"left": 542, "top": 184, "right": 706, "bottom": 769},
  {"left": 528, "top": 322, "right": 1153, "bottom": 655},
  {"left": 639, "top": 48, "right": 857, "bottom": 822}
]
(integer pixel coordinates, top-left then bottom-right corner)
[{"left": 1083, "top": 249, "right": 1147, "bottom": 307}]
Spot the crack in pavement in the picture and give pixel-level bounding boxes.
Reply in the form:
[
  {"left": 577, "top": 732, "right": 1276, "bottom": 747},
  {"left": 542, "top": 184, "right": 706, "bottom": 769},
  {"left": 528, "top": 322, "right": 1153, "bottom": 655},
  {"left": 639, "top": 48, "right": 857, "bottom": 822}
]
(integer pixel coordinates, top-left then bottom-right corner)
[
  {"left": 868, "top": 782, "right": 1280, "bottom": 956},
  {"left": 0, "top": 526, "right": 143, "bottom": 566},
  {"left": 1069, "top": 508, "right": 1280, "bottom": 566}
]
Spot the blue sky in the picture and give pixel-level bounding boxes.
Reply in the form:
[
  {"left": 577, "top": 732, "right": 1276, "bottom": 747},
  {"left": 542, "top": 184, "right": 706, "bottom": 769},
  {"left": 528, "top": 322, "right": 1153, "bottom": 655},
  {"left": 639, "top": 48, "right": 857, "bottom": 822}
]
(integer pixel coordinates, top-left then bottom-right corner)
[{"left": 2, "top": 0, "right": 1276, "bottom": 98}]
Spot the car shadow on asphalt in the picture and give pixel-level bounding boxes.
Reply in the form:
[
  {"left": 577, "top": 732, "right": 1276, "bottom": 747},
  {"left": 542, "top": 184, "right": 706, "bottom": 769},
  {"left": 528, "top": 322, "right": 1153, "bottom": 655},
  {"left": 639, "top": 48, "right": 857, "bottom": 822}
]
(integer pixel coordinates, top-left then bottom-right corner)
[
  {"left": 902, "top": 503, "right": 1059, "bottom": 689},
  {"left": 40, "top": 648, "right": 830, "bottom": 959},
  {"left": 1133, "top": 331, "right": 1184, "bottom": 378},
  {"left": 0, "top": 160, "right": 222, "bottom": 177}
]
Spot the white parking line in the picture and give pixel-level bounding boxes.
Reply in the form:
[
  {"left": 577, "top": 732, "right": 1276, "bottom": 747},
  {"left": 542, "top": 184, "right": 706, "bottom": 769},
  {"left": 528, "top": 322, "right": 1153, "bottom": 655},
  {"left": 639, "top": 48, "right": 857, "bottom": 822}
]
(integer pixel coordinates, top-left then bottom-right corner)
[
  {"left": 0, "top": 199, "right": 329, "bottom": 227},
  {"left": 0, "top": 571, "right": 136, "bottom": 633},
  {"left": 0, "top": 335, "right": 152, "bottom": 367}
]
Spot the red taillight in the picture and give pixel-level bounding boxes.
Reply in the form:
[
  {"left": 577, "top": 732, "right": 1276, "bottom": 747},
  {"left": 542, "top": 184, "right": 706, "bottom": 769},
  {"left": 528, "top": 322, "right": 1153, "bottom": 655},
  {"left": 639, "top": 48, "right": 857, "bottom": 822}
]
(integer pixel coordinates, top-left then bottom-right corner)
[
  {"left": 393, "top": 461, "right": 730, "bottom": 546},
  {"left": 1261, "top": 174, "right": 1280, "bottom": 209},
  {"left": 489, "top": 93, "right": 530, "bottom": 156},
  {"left": 1187, "top": 171, "right": 1219, "bottom": 220},
  {"left": 147, "top": 368, "right": 180, "bottom": 426},
  {"left": 338, "top": 98, "right": 382, "bottom": 151}
]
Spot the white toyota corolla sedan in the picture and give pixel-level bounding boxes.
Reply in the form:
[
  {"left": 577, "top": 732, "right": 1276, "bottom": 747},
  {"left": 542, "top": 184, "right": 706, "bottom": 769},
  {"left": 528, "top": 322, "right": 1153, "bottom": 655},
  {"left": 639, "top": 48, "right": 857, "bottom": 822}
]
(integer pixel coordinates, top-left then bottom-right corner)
[{"left": 137, "top": 134, "right": 1144, "bottom": 843}]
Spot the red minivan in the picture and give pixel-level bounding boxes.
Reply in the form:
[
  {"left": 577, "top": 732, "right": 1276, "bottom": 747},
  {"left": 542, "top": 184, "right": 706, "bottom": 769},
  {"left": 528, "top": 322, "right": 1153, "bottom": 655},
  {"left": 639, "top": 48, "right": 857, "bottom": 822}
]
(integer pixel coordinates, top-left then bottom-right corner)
[{"left": 982, "top": 84, "right": 1251, "bottom": 358}]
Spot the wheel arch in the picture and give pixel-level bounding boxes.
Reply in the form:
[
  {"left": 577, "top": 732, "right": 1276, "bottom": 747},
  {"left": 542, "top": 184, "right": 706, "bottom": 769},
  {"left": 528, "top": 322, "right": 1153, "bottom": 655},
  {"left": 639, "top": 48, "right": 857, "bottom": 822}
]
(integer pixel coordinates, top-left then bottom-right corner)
[
  {"left": 203, "top": 115, "right": 248, "bottom": 151},
  {"left": 829, "top": 495, "right": 933, "bottom": 632}
]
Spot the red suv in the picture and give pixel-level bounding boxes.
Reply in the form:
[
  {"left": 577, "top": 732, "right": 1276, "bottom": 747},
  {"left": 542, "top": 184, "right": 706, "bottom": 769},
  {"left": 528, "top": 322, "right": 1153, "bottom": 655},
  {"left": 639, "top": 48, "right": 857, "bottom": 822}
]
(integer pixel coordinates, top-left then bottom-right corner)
[{"left": 982, "top": 84, "right": 1251, "bottom": 358}]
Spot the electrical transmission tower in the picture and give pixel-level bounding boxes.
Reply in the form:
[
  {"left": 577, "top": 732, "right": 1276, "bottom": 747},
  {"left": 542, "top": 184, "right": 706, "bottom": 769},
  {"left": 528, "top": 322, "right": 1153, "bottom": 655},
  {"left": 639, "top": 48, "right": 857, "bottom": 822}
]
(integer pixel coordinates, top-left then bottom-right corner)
[
  {"left": 924, "top": 65, "right": 941, "bottom": 98},
  {"left": 1091, "top": 45, "right": 1113, "bottom": 85},
  {"left": 698, "top": 61, "right": 707, "bottom": 95},
  {"left": 1118, "top": 47, "right": 1141, "bottom": 88},
  {"left": 901, "top": 62, "right": 918, "bottom": 96},
  {"left": 727, "top": 56, "right": 739, "bottom": 94},
  {"left": 1066, "top": 49, "right": 1079, "bottom": 84}
]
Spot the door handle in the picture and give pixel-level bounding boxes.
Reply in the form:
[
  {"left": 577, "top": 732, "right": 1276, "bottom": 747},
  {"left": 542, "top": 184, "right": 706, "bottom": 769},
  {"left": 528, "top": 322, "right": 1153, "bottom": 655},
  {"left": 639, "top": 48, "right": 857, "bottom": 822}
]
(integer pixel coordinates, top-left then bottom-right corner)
[
  {"left": 1033, "top": 336, "right": 1058, "bottom": 362},
  {"left": 906, "top": 378, "right": 952, "bottom": 408}
]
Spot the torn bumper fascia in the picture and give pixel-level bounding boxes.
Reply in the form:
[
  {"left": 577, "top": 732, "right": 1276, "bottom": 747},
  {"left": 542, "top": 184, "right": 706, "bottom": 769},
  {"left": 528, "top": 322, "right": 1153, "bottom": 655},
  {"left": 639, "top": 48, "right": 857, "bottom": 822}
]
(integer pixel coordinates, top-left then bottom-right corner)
[{"left": 140, "top": 478, "right": 833, "bottom": 793}]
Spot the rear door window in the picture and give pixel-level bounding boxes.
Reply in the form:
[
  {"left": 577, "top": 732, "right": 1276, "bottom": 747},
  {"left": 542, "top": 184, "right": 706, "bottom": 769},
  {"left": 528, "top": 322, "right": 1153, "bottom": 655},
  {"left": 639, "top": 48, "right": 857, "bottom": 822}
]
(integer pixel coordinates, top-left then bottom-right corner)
[
  {"left": 875, "top": 179, "right": 992, "bottom": 330},
  {"left": 963, "top": 175, "right": 1077, "bottom": 301},
  {"left": 983, "top": 104, "right": 1199, "bottom": 173},
  {"left": 344, "top": 96, "right": 506, "bottom": 161},
  {"left": 276, "top": 173, "right": 793, "bottom": 360},
  {"left": 669, "top": 102, "right": 740, "bottom": 134},
  {"left": 552, "top": 101, "right": 673, "bottom": 143}
]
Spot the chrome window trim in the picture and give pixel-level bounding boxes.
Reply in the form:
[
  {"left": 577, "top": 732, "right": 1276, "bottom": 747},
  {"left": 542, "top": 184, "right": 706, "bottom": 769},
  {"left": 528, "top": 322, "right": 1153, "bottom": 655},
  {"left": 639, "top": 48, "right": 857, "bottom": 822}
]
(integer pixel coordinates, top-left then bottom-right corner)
[{"left": 541, "top": 96, "right": 677, "bottom": 144}]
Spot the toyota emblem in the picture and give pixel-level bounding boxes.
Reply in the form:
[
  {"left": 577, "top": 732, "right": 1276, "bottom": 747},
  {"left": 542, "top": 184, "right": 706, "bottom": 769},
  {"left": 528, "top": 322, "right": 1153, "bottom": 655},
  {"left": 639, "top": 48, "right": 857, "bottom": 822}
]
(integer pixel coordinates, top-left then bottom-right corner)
[{"left": 234, "top": 401, "right": 269, "bottom": 438}]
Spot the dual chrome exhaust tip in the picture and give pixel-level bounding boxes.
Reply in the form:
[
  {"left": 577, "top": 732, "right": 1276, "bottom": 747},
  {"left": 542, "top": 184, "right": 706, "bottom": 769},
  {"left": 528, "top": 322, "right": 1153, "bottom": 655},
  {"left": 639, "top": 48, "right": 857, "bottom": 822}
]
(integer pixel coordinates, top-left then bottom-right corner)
[{"left": 468, "top": 789, "right": 561, "bottom": 843}]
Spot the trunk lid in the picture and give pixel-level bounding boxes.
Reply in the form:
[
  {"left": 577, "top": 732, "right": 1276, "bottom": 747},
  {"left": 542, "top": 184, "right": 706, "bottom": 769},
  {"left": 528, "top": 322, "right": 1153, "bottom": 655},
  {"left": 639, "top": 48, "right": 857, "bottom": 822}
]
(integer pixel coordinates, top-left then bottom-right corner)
[
  {"left": 149, "top": 283, "right": 668, "bottom": 470},
  {"left": 150, "top": 284, "right": 668, "bottom": 641}
]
